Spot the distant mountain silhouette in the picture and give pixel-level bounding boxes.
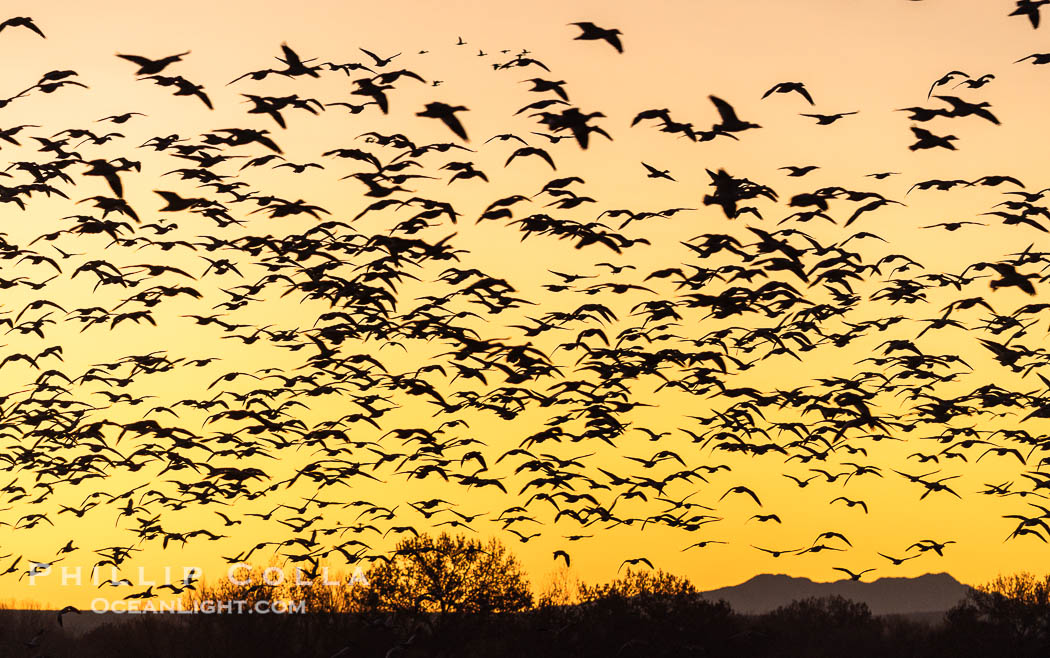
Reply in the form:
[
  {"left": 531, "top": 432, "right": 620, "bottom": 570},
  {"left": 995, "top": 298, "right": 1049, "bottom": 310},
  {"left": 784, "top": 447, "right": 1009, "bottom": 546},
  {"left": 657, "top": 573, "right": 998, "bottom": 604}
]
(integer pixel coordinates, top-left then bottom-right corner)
[{"left": 702, "top": 572, "right": 971, "bottom": 615}]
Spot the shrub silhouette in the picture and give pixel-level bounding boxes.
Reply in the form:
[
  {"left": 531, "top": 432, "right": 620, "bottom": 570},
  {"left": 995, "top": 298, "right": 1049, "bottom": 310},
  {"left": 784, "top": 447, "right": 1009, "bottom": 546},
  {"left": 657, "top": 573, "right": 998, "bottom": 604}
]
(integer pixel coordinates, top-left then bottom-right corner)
[
  {"left": 757, "top": 595, "right": 881, "bottom": 658},
  {"left": 577, "top": 567, "right": 699, "bottom": 602},
  {"left": 554, "top": 568, "right": 735, "bottom": 658}
]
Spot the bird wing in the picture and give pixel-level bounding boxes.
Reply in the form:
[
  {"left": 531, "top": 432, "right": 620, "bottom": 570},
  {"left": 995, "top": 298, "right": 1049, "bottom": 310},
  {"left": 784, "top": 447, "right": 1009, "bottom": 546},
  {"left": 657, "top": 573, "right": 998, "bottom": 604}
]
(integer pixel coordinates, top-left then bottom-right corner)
[
  {"left": 844, "top": 201, "right": 877, "bottom": 227},
  {"left": 570, "top": 124, "right": 591, "bottom": 150},
  {"left": 102, "top": 171, "right": 123, "bottom": 198},
  {"left": 154, "top": 190, "right": 183, "bottom": 208},
  {"left": 280, "top": 43, "right": 303, "bottom": 67},
  {"left": 933, "top": 94, "right": 965, "bottom": 110},
  {"left": 193, "top": 88, "right": 213, "bottom": 110},
  {"left": 18, "top": 18, "right": 45, "bottom": 38},
  {"left": 116, "top": 53, "right": 151, "bottom": 67},
  {"left": 745, "top": 488, "right": 762, "bottom": 505},
  {"left": 359, "top": 47, "right": 381, "bottom": 65},
  {"left": 373, "top": 90, "right": 390, "bottom": 114},
  {"left": 256, "top": 134, "right": 283, "bottom": 154},
  {"left": 709, "top": 95, "right": 739, "bottom": 123}
]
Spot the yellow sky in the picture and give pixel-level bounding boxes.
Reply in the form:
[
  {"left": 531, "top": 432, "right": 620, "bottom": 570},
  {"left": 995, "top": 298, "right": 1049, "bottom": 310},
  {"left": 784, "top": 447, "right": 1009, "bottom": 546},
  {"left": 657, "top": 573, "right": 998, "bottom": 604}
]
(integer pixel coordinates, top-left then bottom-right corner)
[{"left": 0, "top": 0, "right": 1049, "bottom": 609}]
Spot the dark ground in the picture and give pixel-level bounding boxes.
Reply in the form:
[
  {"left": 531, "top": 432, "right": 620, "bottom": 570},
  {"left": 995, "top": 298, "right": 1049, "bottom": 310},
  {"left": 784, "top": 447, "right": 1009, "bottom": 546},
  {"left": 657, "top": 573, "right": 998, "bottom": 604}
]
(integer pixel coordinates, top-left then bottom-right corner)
[{"left": 1, "top": 591, "right": 1048, "bottom": 658}]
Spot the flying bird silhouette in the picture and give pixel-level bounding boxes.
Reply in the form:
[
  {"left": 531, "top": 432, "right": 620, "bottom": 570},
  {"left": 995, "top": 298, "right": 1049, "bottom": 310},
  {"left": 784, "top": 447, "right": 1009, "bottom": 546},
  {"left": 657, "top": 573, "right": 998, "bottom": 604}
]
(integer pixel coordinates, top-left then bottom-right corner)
[
  {"left": 417, "top": 102, "right": 470, "bottom": 141},
  {"left": 570, "top": 22, "right": 623, "bottom": 53},
  {"left": 0, "top": 16, "right": 45, "bottom": 38},
  {"left": 762, "top": 81, "right": 814, "bottom": 104},
  {"left": 116, "top": 51, "right": 191, "bottom": 75}
]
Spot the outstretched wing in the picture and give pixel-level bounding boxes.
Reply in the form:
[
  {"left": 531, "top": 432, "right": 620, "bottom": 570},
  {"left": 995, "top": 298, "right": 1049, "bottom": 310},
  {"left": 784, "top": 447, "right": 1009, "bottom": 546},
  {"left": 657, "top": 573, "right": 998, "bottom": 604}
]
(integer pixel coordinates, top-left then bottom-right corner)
[{"left": 709, "top": 95, "right": 739, "bottom": 124}]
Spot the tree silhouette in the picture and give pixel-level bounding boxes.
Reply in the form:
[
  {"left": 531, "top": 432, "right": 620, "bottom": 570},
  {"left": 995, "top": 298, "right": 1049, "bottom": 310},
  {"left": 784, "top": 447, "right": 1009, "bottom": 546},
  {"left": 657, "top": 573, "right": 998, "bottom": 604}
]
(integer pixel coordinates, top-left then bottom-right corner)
[
  {"left": 558, "top": 568, "right": 735, "bottom": 658},
  {"left": 942, "top": 572, "right": 1050, "bottom": 657},
  {"left": 16, "top": 569, "right": 1050, "bottom": 656},
  {"left": 577, "top": 567, "right": 699, "bottom": 602},
  {"left": 351, "top": 532, "right": 532, "bottom": 615}
]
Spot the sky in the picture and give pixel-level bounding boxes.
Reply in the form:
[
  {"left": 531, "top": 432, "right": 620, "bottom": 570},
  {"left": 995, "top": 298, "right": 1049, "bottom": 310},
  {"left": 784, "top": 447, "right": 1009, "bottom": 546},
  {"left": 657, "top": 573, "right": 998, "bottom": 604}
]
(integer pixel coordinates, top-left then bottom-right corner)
[{"left": 0, "top": 0, "right": 1049, "bottom": 609}]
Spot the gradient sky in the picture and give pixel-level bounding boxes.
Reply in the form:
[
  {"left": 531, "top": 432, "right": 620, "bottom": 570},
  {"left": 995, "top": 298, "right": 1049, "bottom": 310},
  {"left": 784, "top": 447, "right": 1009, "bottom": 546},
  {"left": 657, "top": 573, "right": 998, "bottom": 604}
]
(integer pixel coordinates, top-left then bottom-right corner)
[{"left": 0, "top": 0, "right": 1049, "bottom": 609}]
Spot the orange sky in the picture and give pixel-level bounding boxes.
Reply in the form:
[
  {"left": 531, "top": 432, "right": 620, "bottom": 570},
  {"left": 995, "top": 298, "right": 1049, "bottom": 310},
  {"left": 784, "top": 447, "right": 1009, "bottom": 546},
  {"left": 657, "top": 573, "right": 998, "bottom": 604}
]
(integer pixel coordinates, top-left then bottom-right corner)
[{"left": 0, "top": 0, "right": 1049, "bottom": 609}]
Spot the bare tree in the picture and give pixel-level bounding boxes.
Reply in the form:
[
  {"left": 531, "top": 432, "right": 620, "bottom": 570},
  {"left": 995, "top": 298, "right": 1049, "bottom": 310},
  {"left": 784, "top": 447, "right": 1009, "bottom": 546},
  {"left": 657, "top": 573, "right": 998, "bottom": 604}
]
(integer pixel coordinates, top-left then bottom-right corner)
[{"left": 351, "top": 533, "right": 532, "bottom": 615}]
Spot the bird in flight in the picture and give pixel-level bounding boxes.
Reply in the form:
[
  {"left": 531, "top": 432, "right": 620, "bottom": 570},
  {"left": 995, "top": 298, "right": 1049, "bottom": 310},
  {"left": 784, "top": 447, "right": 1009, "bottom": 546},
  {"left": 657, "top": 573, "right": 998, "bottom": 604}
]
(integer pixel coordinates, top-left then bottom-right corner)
[
  {"left": 909, "top": 126, "right": 957, "bottom": 151},
  {"left": 0, "top": 16, "right": 45, "bottom": 38},
  {"left": 988, "top": 263, "right": 1038, "bottom": 295},
  {"left": 830, "top": 497, "right": 869, "bottom": 513},
  {"left": 710, "top": 95, "right": 761, "bottom": 133},
  {"left": 762, "top": 81, "right": 814, "bottom": 104},
  {"left": 753, "top": 546, "right": 800, "bottom": 558},
  {"left": 641, "top": 162, "right": 674, "bottom": 181},
  {"left": 619, "top": 557, "right": 653, "bottom": 572},
  {"left": 116, "top": 51, "right": 191, "bottom": 75},
  {"left": 921, "top": 221, "right": 985, "bottom": 231},
  {"left": 934, "top": 95, "right": 1000, "bottom": 125},
  {"left": 1010, "top": 0, "right": 1050, "bottom": 28},
  {"left": 142, "top": 74, "right": 212, "bottom": 109},
  {"left": 1016, "top": 52, "right": 1050, "bottom": 64},
  {"left": 359, "top": 47, "right": 400, "bottom": 68},
  {"left": 878, "top": 552, "right": 919, "bottom": 566},
  {"left": 928, "top": 70, "right": 969, "bottom": 97},
  {"left": 506, "top": 146, "right": 556, "bottom": 170},
  {"left": 800, "top": 112, "right": 858, "bottom": 125},
  {"left": 683, "top": 540, "right": 727, "bottom": 551},
  {"left": 780, "top": 165, "right": 819, "bottom": 177},
  {"left": 570, "top": 22, "right": 623, "bottom": 53},
  {"left": 908, "top": 539, "right": 956, "bottom": 556},
  {"left": 720, "top": 486, "right": 762, "bottom": 506},
  {"left": 417, "top": 102, "right": 470, "bottom": 141},
  {"left": 832, "top": 567, "right": 876, "bottom": 581},
  {"left": 955, "top": 73, "right": 995, "bottom": 89}
]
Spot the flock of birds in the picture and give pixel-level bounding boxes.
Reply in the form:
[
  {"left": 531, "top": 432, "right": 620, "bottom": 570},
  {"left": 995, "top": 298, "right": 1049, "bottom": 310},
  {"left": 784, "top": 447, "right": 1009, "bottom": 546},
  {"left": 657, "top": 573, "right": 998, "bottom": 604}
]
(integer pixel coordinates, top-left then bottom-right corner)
[{"left": 0, "top": 4, "right": 1047, "bottom": 630}]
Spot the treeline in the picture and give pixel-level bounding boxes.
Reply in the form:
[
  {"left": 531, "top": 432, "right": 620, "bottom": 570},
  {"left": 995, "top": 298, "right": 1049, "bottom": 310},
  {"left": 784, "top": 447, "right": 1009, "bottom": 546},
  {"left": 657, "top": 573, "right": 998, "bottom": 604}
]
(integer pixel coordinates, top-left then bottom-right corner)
[{"left": 0, "top": 534, "right": 1048, "bottom": 657}]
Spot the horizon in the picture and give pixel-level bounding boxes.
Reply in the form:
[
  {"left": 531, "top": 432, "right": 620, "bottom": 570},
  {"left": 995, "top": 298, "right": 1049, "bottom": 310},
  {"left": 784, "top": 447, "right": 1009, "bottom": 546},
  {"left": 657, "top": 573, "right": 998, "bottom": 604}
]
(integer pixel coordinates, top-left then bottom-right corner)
[{"left": 0, "top": 567, "right": 984, "bottom": 613}]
